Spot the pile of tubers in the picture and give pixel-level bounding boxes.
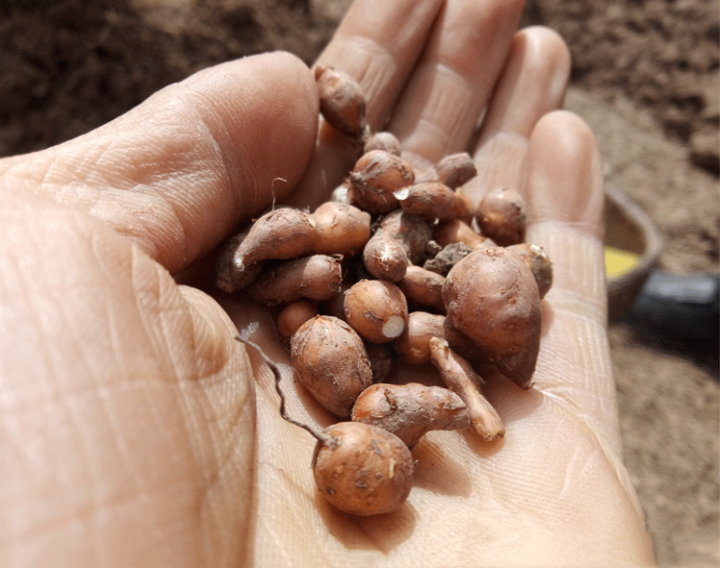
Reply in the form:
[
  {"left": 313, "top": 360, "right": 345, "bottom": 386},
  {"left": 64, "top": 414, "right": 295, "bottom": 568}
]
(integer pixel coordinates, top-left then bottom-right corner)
[{"left": 220, "top": 66, "right": 552, "bottom": 517}]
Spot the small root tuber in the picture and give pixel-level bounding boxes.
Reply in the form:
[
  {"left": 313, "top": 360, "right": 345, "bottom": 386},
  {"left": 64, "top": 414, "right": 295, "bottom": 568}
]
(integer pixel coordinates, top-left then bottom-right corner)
[
  {"left": 291, "top": 315, "right": 373, "bottom": 418},
  {"left": 507, "top": 242, "right": 553, "bottom": 299},
  {"left": 343, "top": 279, "right": 409, "bottom": 344},
  {"left": 276, "top": 299, "right": 319, "bottom": 341},
  {"left": 434, "top": 152, "right": 478, "bottom": 190},
  {"left": 433, "top": 219, "right": 496, "bottom": 251},
  {"left": 351, "top": 383, "right": 470, "bottom": 448},
  {"left": 312, "top": 421, "right": 414, "bottom": 516},
  {"left": 315, "top": 66, "right": 367, "bottom": 139},
  {"left": 362, "top": 210, "right": 432, "bottom": 282},
  {"left": 245, "top": 254, "right": 343, "bottom": 306},
  {"left": 429, "top": 338, "right": 505, "bottom": 442},
  {"left": 397, "top": 265, "right": 446, "bottom": 314},
  {"left": 349, "top": 150, "right": 415, "bottom": 215},
  {"left": 312, "top": 201, "right": 372, "bottom": 256},
  {"left": 476, "top": 187, "right": 526, "bottom": 247},
  {"left": 395, "top": 181, "right": 472, "bottom": 223}
]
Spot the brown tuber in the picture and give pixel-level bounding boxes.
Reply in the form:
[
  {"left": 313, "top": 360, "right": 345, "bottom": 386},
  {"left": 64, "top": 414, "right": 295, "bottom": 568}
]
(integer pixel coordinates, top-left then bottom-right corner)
[
  {"left": 291, "top": 316, "right": 373, "bottom": 417},
  {"left": 476, "top": 187, "right": 527, "bottom": 246},
  {"left": 276, "top": 299, "right": 319, "bottom": 341},
  {"left": 312, "top": 201, "right": 372, "bottom": 256},
  {"left": 507, "top": 242, "right": 553, "bottom": 299},
  {"left": 351, "top": 383, "right": 470, "bottom": 448},
  {"left": 364, "top": 131, "right": 401, "bottom": 156},
  {"left": 363, "top": 210, "right": 432, "bottom": 282},
  {"left": 244, "top": 254, "right": 343, "bottom": 306},
  {"left": 429, "top": 338, "right": 505, "bottom": 442},
  {"left": 394, "top": 311, "right": 479, "bottom": 366},
  {"left": 312, "top": 421, "right": 414, "bottom": 516},
  {"left": 234, "top": 207, "right": 318, "bottom": 272},
  {"left": 315, "top": 66, "right": 367, "bottom": 138},
  {"left": 433, "top": 219, "right": 496, "bottom": 251},
  {"left": 349, "top": 150, "right": 415, "bottom": 215},
  {"left": 343, "top": 279, "right": 409, "bottom": 344},
  {"left": 442, "top": 247, "right": 542, "bottom": 388},
  {"left": 394, "top": 181, "right": 473, "bottom": 223},
  {"left": 434, "top": 152, "right": 478, "bottom": 190},
  {"left": 397, "top": 265, "right": 446, "bottom": 314}
]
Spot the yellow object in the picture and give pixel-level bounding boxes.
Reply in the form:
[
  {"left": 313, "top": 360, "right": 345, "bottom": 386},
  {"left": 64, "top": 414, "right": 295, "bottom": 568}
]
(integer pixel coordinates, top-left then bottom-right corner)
[{"left": 605, "top": 246, "right": 641, "bottom": 278}]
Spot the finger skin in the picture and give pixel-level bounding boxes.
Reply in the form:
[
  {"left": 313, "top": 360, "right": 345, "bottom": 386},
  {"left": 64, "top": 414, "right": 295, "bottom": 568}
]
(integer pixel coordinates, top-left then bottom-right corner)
[
  {"left": 464, "top": 26, "right": 571, "bottom": 208},
  {"left": 390, "top": 0, "right": 526, "bottom": 165},
  {"left": 525, "top": 110, "right": 616, "bottom": 442},
  {"left": 0, "top": 190, "right": 256, "bottom": 568},
  {"left": 0, "top": 52, "right": 319, "bottom": 274}
]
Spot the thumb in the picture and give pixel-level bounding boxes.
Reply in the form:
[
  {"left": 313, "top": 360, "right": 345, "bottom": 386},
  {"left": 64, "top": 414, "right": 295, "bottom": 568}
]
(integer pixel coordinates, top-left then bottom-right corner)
[{"left": 0, "top": 51, "right": 319, "bottom": 274}]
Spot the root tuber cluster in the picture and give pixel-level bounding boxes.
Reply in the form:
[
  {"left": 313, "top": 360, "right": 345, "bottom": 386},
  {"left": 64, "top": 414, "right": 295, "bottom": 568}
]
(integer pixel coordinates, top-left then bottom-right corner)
[{"left": 221, "top": 66, "right": 553, "bottom": 516}]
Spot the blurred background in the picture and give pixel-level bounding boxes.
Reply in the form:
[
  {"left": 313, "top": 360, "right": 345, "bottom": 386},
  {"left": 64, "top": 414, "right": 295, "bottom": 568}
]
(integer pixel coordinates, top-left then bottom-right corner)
[{"left": 0, "top": 0, "right": 717, "bottom": 565}]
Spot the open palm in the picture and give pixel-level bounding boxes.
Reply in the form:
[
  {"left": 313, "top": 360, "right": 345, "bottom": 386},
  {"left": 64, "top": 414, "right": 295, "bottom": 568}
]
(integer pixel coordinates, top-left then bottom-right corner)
[{"left": 0, "top": 0, "right": 655, "bottom": 566}]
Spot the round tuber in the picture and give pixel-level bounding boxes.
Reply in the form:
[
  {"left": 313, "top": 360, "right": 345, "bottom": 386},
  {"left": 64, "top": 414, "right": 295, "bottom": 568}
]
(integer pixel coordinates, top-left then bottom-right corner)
[
  {"left": 312, "top": 421, "right": 414, "bottom": 516},
  {"left": 344, "top": 279, "right": 409, "bottom": 344}
]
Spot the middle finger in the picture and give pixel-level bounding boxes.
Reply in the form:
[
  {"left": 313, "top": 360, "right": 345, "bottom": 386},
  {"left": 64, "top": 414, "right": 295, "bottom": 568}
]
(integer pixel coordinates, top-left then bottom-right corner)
[{"left": 389, "top": 0, "right": 525, "bottom": 168}]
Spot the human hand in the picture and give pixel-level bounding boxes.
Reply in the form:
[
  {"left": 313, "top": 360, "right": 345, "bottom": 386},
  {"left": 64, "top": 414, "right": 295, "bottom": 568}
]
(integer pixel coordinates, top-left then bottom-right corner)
[{"left": 0, "top": 0, "right": 655, "bottom": 567}]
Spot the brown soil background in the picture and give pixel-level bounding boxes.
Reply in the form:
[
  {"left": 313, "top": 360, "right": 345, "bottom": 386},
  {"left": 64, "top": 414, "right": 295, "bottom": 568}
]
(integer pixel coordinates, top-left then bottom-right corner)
[{"left": 1, "top": 1, "right": 718, "bottom": 566}]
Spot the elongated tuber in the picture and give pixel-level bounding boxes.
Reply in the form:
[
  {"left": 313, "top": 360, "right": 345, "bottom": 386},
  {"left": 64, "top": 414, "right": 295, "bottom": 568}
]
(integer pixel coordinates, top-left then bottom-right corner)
[
  {"left": 363, "top": 210, "right": 432, "bottom": 282},
  {"left": 393, "top": 311, "right": 478, "bottom": 365},
  {"left": 245, "top": 254, "right": 343, "bottom": 306},
  {"left": 234, "top": 207, "right": 318, "bottom": 272},
  {"left": 315, "top": 66, "right": 367, "bottom": 138},
  {"left": 429, "top": 337, "right": 505, "bottom": 442},
  {"left": 291, "top": 315, "right": 373, "bottom": 417},
  {"left": 395, "top": 181, "right": 472, "bottom": 223},
  {"left": 507, "top": 242, "right": 553, "bottom": 299},
  {"left": 397, "top": 265, "right": 446, "bottom": 314},
  {"left": 433, "top": 219, "right": 495, "bottom": 251},
  {"left": 352, "top": 383, "right": 470, "bottom": 448}
]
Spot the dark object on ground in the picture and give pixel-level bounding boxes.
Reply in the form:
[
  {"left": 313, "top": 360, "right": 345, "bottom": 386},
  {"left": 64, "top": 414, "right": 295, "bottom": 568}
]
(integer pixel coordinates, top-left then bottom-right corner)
[{"left": 623, "top": 271, "right": 720, "bottom": 374}]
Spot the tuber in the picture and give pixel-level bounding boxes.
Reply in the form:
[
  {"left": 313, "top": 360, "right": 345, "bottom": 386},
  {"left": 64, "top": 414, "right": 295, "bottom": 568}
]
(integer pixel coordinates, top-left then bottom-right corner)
[
  {"left": 433, "top": 218, "right": 495, "bottom": 251},
  {"left": 351, "top": 383, "right": 470, "bottom": 448},
  {"left": 290, "top": 315, "right": 373, "bottom": 417},
  {"left": 395, "top": 181, "right": 472, "bottom": 223},
  {"left": 507, "top": 242, "right": 553, "bottom": 299},
  {"left": 394, "top": 311, "right": 478, "bottom": 365},
  {"left": 244, "top": 254, "right": 343, "bottom": 306},
  {"left": 312, "top": 421, "right": 414, "bottom": 516},
  {"left": 429, "top": 337, "right": 505, "bottom": 442},
  {"left": 312, "top": 201, "right": 372, "bottom": 256},
  {"left": 397, "top": 265, "right": 446, "bottom": 314},
  {"left": 343, "top": 279, "right": 409, "bottom": 344},
  {"left": 349, "top": 150, "right": 415, "bottom": 215},
  {"left": 434, "top": 152, "right": 478, "bottom": 190},
  {"left": 362, "top": 210, "right": 432, "bottom": 282},
  {"left": 476, "top": 187, "right": 526, "bottom": 247},
  {"left": 276, "top": 299, "right": 319, "bottom": 341},
  {"left": 442, "top": 247, "right": 541, "bottom": 388},
  {"left": 315, "top": 65, "right": 367, "bottom": 138}
]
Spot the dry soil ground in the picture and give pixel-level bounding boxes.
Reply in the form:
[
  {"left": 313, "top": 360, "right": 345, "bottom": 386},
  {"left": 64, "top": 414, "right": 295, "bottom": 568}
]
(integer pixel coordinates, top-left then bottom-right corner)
[{"left": 1, "top": 1, "right": 718, "bottom": 566}]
